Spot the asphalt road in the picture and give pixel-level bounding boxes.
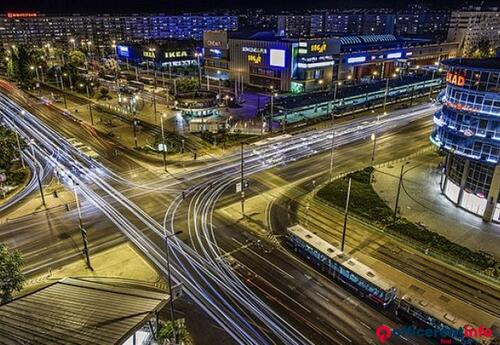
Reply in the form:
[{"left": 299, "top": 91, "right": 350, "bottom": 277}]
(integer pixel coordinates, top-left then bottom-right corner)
[{"left": 1, "top": 83, "right": 496, "bottom": 344}]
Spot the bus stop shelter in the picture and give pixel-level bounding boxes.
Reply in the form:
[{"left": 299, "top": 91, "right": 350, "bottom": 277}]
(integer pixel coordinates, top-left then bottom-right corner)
[{"left": 0, "top": 278, "right": 170, "bottom": 345}]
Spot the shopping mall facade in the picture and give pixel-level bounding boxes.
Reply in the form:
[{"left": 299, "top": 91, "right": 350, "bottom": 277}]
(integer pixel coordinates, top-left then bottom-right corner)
[
  {"left": 203, "top": 31, "right": 457, "bottom": 92},
  {"left": 431, "top": 58, "right": 500, "bottom": 222}
]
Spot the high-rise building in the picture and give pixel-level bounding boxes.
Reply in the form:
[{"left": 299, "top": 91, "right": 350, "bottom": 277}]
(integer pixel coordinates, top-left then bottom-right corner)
[
  {"left": 395, "top": 5, "right": 450, "bottom": 41},
  {"left": 431, "top": 58, "right": 500, "bottom": 222},
  {"left": 361, "top": 12, "right": 395, "bottom": 35},
  {"left": 0, "top": 12, "right": 238, "bottom": 49},
  {"left": 324, "top": 12, "right": 363, "bottom": 34},
  {"left": 447, "top": 7, "right": 500, "bottom": 56}
]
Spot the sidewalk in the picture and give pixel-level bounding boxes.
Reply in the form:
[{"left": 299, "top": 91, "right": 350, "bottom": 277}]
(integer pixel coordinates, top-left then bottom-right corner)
[
  {"left": 373, "top": 150, "right": 500, "bottom": 258},
  {"left": 23, "top": 242, "right": 165, "bottom": 291},
  {"left": 0, "top": 180, "right": 74, "bottom": 223}
]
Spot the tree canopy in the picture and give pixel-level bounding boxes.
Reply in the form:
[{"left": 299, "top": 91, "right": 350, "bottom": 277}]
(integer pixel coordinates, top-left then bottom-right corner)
[
  {"left": 0, "top": 243, "right": 24, "bottom": 304},
  {"left": 0, "top": 126, "right": 25, "bottom": 171}
]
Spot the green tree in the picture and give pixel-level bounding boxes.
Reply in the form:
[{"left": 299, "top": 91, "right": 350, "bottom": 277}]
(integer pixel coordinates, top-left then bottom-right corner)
[
  {"left": 470, "top": 38, "right": 496, "bottom": 58},
  {"left": 158, "top": 319, "right": 190, "bottom": 345},
  {"left": 68, "top": 50, "right": 86, "bottom": 67},
  {"left": 0, "top": 243, "right": 24, "bottom": 304},
  {"left": 0, "top": 126, "right": 25, "bottom": 171},
  {"left": 5, "top": 45, "right": 46, "bottom": 86},
  {"left": 176, "top": 78, "right": 198, "bottom": 93}
]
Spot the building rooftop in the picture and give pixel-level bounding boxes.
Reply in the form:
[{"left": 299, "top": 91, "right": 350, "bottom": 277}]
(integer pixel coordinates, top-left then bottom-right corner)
[
  {"left": 0, "top": 278, "right": 169, "bottom": 345},
  {"left": 442, "top": 58, "right": 500, "bottom": 71}
]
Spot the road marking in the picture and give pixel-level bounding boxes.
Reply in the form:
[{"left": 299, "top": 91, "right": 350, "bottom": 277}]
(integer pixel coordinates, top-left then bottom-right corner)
[
  {"left": 232, "top": 237, "right": 294, "bottom": 279},
  {"left": 316, "top": 291, "right": 330, "bottom": 302},
  {"left": 336, "top": 330, "right": 352, "bottom": 343},
  {"left": 358, "top": 319, "right": 371, "bottom": 330}
]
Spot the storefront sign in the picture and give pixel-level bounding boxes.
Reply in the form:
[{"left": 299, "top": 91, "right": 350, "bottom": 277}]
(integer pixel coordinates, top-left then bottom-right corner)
[
  {"left": 164, "top": 51, "right": 189, "bottom": 59},
  {"left": 347, "top": 56, "right": 366, "bottom": 64},
  {"left": 206, "top": 40, "right": 222, "bottom": 47},
  {"left": 242, "top": 47, "right": 268, "bottom": 54},
  {"left": 143, "top": 51, "right": 156, "bottom": 59},
  {"left": 386, "top": 52, "right": 402, "bottom": 59},
  {"left": 446, "top": 72, "right": 465, "bottom": 87},
  {"left": 117, "top": 45, "right": 130, "bottom": 58},
  {"left": 7, "top": 12, "right": 37, "bottom": 18},
  {"left": 248, "top": 54, "right": 262, "bottom": 64},
  {"left": 310, "top": 42, "right": 327, "bottom": 54}
]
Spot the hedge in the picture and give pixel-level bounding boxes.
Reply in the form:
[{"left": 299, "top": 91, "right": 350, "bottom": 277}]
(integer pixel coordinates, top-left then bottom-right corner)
[{"left": 316, "top": 168, "right": 499, "bottom": 279}]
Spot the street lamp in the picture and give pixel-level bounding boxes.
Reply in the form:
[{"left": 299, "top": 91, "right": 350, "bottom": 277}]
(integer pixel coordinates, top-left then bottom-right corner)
[
  {"left": 269, "top": 91, "right": 278, "bottom": 133},
  {"left": 163, "top": 229, "right": 182, "bottom": 344},
  {"left": 160, "top": 114, "right": 168, "bottom": 172},
  {"left": 194, "top": 52, "right": 202, "bottom": 87},
  {"left": 69, "top": 38, "right": 76, "bottom": 50}
]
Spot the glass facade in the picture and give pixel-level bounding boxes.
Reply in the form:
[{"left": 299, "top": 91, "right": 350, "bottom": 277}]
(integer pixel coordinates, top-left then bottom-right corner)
[{"left": 431, "top": 58, "right": 500, "bottom": 218}]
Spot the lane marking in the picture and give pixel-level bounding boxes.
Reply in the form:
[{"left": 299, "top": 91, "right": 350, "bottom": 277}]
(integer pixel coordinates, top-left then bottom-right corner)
[{"left": 336, "top": 330, "right": 352, "bottom": 343}]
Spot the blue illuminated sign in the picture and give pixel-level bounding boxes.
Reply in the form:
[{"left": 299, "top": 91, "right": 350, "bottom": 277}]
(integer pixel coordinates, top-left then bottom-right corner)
[
  {"left": 347, "top": 56, "right": 366, "bottom": 64},
  {"left": 117, "top": 45, "right": 130, "bottom": 58},
  {"left": 386, "top": 52, "right": 403, "bottom": 59}
]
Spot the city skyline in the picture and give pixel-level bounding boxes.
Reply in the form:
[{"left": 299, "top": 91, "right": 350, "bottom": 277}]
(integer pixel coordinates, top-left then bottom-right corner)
[
  {"left": 0, "top": 1, "right": 498, "bottom": 345},
  {"left": 1, "top": 0, "right": 498, "bottom": 14}
]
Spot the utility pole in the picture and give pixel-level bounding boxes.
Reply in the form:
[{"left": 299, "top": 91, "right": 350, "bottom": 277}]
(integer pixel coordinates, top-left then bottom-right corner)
[
  {"left": 393, "top": 164, "right": 406, "bottom": 220},
  {"left": 240, "top": 142, "right": 245, "bottom": 216},
  {"left": 370, "top": 113, "right": 380, "bottom": 167},
  {"left": 163, "top": 230, "right": 182, "bottom": 344},
  {"left": 341, "top": 177, "right": 352, "bottom": 252},
  {"left": 132, "top": 119, "right": 138, "bottom": 148},
  {"left": 160, "top": 114, "right": 168, "bottom": 172},
  {"left": 383, "top": 77, "right": 389, "bottom": 114},
  {"left": 73, "top": 182, "right": 92, "bottom": 270},
  {"left": 15, "top": 131, "right": 25, "bottom": 168},
  {"left": 29, "top": 143, "right": 46, "bottom": 207},
  {"left": 329, "top": 114, "right": 335, "bottom": 182}
]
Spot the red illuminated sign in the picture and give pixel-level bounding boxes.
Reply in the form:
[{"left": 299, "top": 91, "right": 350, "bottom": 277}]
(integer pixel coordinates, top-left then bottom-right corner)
[
  {"left": 446, "top": 72, "right": 465, "bottom": 87},
  {"left": 7, "top": 12, "right": 38, "bottom": 18}
]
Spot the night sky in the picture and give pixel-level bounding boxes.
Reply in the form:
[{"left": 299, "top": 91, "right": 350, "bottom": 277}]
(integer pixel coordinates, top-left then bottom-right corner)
[{"left": 0, "top": 0, "right": 496, "bottom": 14}]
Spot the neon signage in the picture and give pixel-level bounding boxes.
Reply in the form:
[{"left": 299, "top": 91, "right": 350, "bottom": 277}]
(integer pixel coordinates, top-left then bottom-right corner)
[
  {"left": 117, "top": 45, "right": 130, "bottom": 58},
  {"left": 206, "top": 40, "right": 222, "bottom": 47},
  {"left": 446, "top": 72, "right": 465, "bottom": 86},
  {"left": 165, "top": 51, "right": 189, "bottom": 59},
  {"left": 7, "top": 12, "right": 37, "bottom": 18},
  {"left": 143, "top": 51, "right": 156, "bottom": 59},
  {"left": 248, "top": 54, "right": 262, "bottom": 64},
  {"left": 347, "top": 56, "right": 366, "bottom": 64},
  {"left": 386, "top": 52, "right": 402, "bottom": 59},
  {"left": 242, "top": 47, "right": 268, "bottom": 54},
  {"left": 310, "top": 42, "right": 327, "bottom": 54}
]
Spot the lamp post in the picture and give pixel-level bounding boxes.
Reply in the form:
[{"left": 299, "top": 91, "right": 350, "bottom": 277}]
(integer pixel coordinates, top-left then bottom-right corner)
[
  {"left": 240, "top": 142, "right": 245, "bottom": 216},
  {"left": 69, "top": 38, "right": 76, "bottom": 50},
  {"left": 393, "top": 162, "right": 410, "bottom": 220},
  {"left": 160, "top": 114, "right": 168, "bottom": 172},
  {"left": 28, "top": 140, "right": 46, "bottom": 207},
  {"left": 80, "top": 83, "right": 94, "bottom": 125},
  {"left": 163, "top": 230, "right": 182, "bottom": 344},
  {"left": 72, "top": 181, "right": 92, "bottom": 270},
  {"left": 329, "top": 113, "right": 336, "bottom": 182},
  {"left": 269, "top": 88, "right": 277, "bottom": 133},
  {"left": 341, "top": 177, "right": 352, "bottom": 252},
  {"left": 194, "top": 52, "right": 202, "bottom": 87}
]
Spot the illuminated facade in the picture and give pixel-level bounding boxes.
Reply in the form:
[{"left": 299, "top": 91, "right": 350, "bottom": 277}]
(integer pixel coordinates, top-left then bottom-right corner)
[
  {"left": 0, "top": 12, "right": 238, "bottom": 50},
  {"left": 203, "top": 31, "right": 339, "bottom": 92},
  {"left": 431, "top": 58, "right": 500, "bottom": 222}
]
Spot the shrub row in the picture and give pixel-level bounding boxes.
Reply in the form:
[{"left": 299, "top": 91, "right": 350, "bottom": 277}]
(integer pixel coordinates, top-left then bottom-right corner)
[{"left": 316, "top": 168, "right": 499, "bottom": 279}]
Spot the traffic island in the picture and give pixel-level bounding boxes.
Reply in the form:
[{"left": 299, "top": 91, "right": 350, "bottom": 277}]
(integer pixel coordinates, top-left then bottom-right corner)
[{"left": 315, "top": 167, "right": 500, "bottom": 281}]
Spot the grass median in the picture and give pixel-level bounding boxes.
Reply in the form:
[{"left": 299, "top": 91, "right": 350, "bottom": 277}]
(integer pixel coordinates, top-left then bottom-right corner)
[{"left": 316, "top": 167, "right": 500, "bottom": 280}]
